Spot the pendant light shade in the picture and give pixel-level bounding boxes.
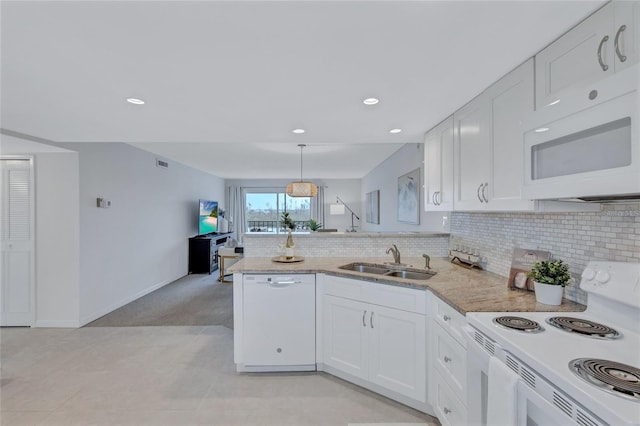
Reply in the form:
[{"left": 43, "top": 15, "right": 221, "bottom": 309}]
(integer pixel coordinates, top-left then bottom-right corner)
[{"left": 286, "top": 144, "right": 318, "bottom": 197}]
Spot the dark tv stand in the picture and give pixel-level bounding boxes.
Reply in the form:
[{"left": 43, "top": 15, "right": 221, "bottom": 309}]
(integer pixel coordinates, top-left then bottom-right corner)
[{"left": 188, "top": 232, "right": 235, "bottom": 274}]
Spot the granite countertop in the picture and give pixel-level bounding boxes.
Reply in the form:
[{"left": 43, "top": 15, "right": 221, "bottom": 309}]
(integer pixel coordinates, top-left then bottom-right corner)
[
  {"left": 242, "top": 232, "right": 449, "bottom": 238},
  {"left": 228, "top": 256, "right": 586, "bottom": 315}
]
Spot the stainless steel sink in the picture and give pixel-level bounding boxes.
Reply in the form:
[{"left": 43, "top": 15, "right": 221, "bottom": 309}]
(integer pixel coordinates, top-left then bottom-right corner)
[
  {"left": 384, "top": 269, "right": 436, "bottom": 280},
  {"left": 338, "top": 263, "right": 390, "bottom": 275},
  {"left": 338, "top": 262, "right": 437, "bottom": 280}
]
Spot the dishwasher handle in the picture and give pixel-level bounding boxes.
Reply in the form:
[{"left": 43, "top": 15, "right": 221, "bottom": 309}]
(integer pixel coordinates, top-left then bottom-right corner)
[{"left": 254, "top": 278, "right": 303, "bottom": 287}]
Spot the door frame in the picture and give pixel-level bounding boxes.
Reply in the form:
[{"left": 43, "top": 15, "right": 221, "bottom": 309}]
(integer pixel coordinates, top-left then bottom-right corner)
[{"left": 0, "top": 155, "right": 36, "bottom": 326}]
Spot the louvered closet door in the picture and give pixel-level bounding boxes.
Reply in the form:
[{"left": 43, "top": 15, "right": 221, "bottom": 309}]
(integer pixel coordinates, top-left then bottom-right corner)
[{"left": 1, "top": 158, "right": 34, "bottom": 326}]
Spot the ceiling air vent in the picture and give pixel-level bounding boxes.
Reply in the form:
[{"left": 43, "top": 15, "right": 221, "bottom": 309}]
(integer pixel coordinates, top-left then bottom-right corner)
[{"left": 156, "top": 158, "right": 169, "bottom": 169}]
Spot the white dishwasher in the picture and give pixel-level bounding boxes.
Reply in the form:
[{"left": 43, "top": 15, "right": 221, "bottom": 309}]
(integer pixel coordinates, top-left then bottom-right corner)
[{"left": 242, "top": 274, "right": 316, "bottom": 372}]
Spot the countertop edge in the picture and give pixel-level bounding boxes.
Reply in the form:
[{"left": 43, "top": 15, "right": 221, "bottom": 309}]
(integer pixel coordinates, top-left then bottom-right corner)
[{"left": 228, "top": 257, "right": 586, "bottom": 315}]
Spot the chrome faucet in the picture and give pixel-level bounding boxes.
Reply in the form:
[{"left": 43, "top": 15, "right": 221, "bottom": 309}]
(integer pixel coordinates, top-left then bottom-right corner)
[
  {"left": 386, "top": 244, "right": 401, "bottom": 264},
  {"left": 423, "top": 253, "right": 431, "bottom": 269}
]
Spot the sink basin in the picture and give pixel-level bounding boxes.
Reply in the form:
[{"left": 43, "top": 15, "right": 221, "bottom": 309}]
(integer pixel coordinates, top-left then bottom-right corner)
[
  {"left": 338, "top": 262, "right": 437, "bottom": 280},
  {"left": 384, "top": 269, "right": 436, "bottom": 280},
  {"left": 338, "top": 263, "right": 390, "bottom": 275}
]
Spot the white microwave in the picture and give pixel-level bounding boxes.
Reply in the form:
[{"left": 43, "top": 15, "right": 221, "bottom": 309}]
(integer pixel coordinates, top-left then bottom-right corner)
[{"left": 523, "top": 89, "right": 639, "bottom": 201}]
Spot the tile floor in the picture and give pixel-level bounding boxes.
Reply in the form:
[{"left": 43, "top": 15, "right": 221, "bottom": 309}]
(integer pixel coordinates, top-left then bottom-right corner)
[{"left": 0, "top": 325, "right": 439, "bottom": 425}]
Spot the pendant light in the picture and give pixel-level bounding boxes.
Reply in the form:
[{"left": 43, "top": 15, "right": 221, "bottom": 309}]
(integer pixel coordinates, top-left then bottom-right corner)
[{"left": 286, "top": 144, "right": 318, "bottom": 197}]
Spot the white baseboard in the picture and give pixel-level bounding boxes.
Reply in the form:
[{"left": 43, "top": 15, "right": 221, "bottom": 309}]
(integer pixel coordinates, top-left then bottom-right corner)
[
  {"left": 34, "top": 319, "right": 81, "bottom": 328},
  {"left": 78, "top": 274, "right": 183, "bottom": 327}
]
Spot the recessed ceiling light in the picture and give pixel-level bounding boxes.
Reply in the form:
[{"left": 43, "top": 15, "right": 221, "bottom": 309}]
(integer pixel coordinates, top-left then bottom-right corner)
[
  {"left": 126, "top": 98, "right": 145, "bottom": 105},
  {"left": 292, "top": 128, "right": 305, "bottom": 134},
  {"left": 363, "top": 98, "right": 379, "bottom": 105},
  {"left": 389, "top": 128, "right": 402, "bottom": 134},
  {"left": 535, "top": 127, "right": 550, "bottom": 133}
]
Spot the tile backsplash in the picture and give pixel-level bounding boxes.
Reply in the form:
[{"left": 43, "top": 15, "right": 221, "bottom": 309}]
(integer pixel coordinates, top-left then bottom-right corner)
[
  {"left": 450, "top": 203, "right": 640, "bottom": 304},
  {"left": 243, "top": 233, "right": 450, "bottom": 259}
]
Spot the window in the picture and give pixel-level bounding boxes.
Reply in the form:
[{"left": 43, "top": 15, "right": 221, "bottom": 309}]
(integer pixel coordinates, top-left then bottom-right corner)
[{"left": 245, "top": 191, "right": 311, "bottom": 233}]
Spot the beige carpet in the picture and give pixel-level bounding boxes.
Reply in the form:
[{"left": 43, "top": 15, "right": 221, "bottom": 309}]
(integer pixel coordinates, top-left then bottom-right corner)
[{"left": 86, "top": 273, "right": 234, "bottom": 328}]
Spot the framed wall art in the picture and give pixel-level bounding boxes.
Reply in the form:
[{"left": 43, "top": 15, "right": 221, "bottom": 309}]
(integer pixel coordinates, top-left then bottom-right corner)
[
  {"left": 365, "top": 190, "right": 380, "bottom": 224},
  {"left": 397, "top": 168, "right": 420, "bottom": 224}
]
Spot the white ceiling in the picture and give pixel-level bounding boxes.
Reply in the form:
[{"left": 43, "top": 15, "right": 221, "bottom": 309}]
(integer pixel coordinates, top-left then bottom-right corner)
[{"left": 1, "top": 0, "right": 604, "bottom": 179}]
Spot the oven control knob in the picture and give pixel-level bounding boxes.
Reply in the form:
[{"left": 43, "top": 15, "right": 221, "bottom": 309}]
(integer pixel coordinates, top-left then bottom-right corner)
[
  {"left": 595, "top": 270, "right": 611, "bottom": 284},
  {"left": 582, "top": 268, "right": 596, "bottom": 281}
]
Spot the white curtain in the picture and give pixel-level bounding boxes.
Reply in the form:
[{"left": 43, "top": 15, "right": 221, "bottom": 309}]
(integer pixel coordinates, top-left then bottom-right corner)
[
  {"left": 227, "top": 185, "right": 246, "bottom": 244},
  {"left": 312, "top": 185, "right": 325, "bottom": 226}
]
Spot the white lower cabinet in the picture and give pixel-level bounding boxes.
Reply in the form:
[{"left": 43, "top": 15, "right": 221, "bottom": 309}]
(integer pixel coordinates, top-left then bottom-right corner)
[
  {"left": 367, "top": 304, "right": 426, "bottom": 400},
  {"left": 429, "top": 294, "right": 468, "bottom": 425},
  {"left": 323, "top": 295, "right": 368, "bottom": 380},
  {"left": 322, "top": 277, "right": 427, "bottom": 404}
]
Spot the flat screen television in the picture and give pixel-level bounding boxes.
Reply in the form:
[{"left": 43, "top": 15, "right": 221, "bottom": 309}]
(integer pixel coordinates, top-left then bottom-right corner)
[{"left": 198, "top": 199, "right": 218, "bottom": 235}]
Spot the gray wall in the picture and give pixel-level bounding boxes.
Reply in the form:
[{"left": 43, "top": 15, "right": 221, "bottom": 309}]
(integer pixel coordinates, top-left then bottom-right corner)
[{"left": 58, "top": 142, "right": 225, "bottom": 325}]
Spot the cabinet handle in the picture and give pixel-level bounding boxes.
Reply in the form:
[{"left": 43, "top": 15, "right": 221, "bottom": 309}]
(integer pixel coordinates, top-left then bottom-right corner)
[
  {"left": 436, "top": 191, "right": 442, "bottom": 206},
  {"left": 482, "top": 183, "right": 489, "bottom": 203},
  {"left": 370, "top": 311, "right": 374, "bottom": 329},
  {"left": 432, "top": 192, "right": 437, "bottom": 205},
  {"left": 363, "top": 310, "right": 367, "bottom": 327},
  {"left": 615, "top": 25, "right": 627, "bottom": 62},
  {"left": 477, "top": 183, "right": 484, "bottom": 203},
  {"left": 597, "top": 35, "right": 609, "bottom": 71},
  {"left": 444, "top": 356, "right": 452, "bottom": 363},
  {"left": 443, "top": 314, "right": 451, "bottom": 322},
  {"left": 444, "top": 407, "right": 452, "bottom": 415}
]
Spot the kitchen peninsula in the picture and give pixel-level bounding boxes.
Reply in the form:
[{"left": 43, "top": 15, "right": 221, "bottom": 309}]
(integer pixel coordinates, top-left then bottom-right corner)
[{"left": 229, "top": 250, "right": 584, "bottom": 419}]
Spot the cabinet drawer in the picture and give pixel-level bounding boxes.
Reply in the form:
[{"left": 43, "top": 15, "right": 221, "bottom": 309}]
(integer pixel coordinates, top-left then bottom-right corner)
[
  {"left": 431, "top": 295, "right": 466, "bottom": 347},
  {"left": 434, "top": 369, "right": 467, "bottom": 426},
  {"left": 365, "top": 282, "right": 426, "bottom": 315},
  {"left": 432, "top": 322, "right": 467, "bottom": 403}
]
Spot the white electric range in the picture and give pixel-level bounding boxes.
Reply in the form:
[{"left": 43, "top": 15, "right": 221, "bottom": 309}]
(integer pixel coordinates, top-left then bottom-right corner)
[{"left": 466, "top": 261, "right": 640, "bottom": 426}]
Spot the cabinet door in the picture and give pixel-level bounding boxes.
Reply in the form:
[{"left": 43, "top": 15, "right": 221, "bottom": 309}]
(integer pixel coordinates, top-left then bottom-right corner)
[
  {"left": 367, "top": 305, "right": 426, "bottom": 402},
  {"left": 613, "top": 0, "right": 640, "bottom": 71},
  {"left": 323, "top": 295, "right": 368, "bottom": 380},
  {"left": 486, "top": 58, "right": 535, "bottom": 211},
  {"left": 535, "top": 2, "right": 614, "bottom": 110},
  {"left": 453, "top": 94, "right": 492, "bottom": 211},
  {"left": 424, "top": 116, "right": 454, "bottom": 212}
]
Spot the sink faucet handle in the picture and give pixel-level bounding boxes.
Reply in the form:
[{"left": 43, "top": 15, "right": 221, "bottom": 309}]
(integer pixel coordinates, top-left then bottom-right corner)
[{"left": 423, "top": 253, "right": 431, "bottom": 269}]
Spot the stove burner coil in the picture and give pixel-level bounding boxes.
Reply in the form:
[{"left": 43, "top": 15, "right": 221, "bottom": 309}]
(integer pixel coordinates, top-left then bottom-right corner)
[
  {"left": 493, "top": 316, "right": 543, "bottom": 332},
  {"left": 570, "top": 358, "right": 640, "bottom": 401},
  {"left": 547, "top": 316, "right": 620, "bottom": 339}
]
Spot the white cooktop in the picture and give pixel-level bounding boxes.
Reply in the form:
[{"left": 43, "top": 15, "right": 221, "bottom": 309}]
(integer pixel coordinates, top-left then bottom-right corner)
[
  {"left": 467, "top": 310, "right": 640, "bottom": 426},
  {"left": 467, "top": 261, "right": 640, "bottom": 426}
]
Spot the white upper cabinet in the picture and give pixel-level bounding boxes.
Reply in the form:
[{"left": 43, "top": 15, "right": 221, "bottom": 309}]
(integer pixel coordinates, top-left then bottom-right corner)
[
  {"left": 453, "top": 94, "right": 491, "bottom": 210},
  {"left": 613, "top": 0, "right": 640, "bottom": 71},
  {"left": 453, "top": 59, "right": 535, "bottom": 211},
  {"left": 536, "top": 1, "right": 639, "bottom": 111},
  {"left": 424, "top": 116, "right": 454, "bottom": 212},
  {"left": 488, "top": 58, "right": 535, "bottom": 210}
]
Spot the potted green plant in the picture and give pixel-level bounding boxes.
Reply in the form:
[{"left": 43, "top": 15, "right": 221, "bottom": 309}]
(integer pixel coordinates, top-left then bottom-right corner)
[
  {"left": 308, "top": 219, "right": 322, "bottom": 231},
  {"left": 526, "top": 259, "right": 571, "bottom": 305}
]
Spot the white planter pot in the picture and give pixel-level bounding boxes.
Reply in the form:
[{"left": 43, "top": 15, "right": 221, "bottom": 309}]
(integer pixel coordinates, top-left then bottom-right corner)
[{"left": 534, "top": 281, "right": 564, "bottom": 305}]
